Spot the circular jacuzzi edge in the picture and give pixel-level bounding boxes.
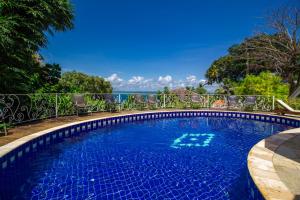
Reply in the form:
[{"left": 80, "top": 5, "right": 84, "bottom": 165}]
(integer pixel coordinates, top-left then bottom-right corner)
[{"left": 0, "top": 110, "right": 299, "bottom": 199}]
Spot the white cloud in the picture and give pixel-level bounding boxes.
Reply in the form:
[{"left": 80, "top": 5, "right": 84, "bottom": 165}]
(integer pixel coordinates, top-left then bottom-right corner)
[
  {"left": 106, "top": 73, "right": 123, "bottom": 83},
  {"left": 185, "top": 75, "right": 197, "bottom": 86},
  {"left": 128, "top": 76, "right": 145, "bottom": 85},
  {"left": 186, "top": 75, "right": 197, "bottom": 82},
  {"left": 158, "top": 75, "right": 172, "bottom": 84},
  {"left": 105, "top": 73, "right": 124, "bottom": 87},
  {"left": 127, "top": 76, "right": 155, "bottom": 89},
  {"left": 175, "top": 75, "right": 203, "bottom": 88},
  {"left": 180, "top": 75, "right": 208, "bottom": 88},
  {"left": 199, "top": 79, "right": 207, "bottom": 84},
  {"left": 140, "top": 79, "right": 155, "bottom": 89},
  {"left": 105, "top": 73, "right": 208, "bottom": 91}
]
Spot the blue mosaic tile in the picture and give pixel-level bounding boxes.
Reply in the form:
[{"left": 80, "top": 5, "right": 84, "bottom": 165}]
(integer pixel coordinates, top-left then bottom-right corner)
[{"left": 0, "top": 111, "right": 299, "bottom": 200}]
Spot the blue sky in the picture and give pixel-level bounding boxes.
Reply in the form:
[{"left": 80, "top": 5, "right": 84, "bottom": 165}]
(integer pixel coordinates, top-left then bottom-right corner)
[{"left": 41, "top": 0, "right": 289, "bottom": 91}]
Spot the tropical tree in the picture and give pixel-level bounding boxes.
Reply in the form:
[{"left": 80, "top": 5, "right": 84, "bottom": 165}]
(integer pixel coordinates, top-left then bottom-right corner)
[
  {"left": 0, "top": 0, "right": 74, "bottom": 93},
  {"left": 205, "top": 44, "right": 256, "bottom": 94},
  {"left": 206, "top": 55, "right": 239, "bottom": 84},
  {"left": 33, "top": 63, "right": 62, "bottom": 93},
  {"left": 163, "top": 86, "right": 170, "bottom": 94},
  {"left": 206, "top": 5, "right": 300, "bottom": 96},
  {"left": 236, "top": 7, "right": 300, "bottom": 95},
  {"left": 58, "top": 71, "right": 113, "bottom": 93},
  {"left": 205, "top": 42, "right": 261, "bottom": 85}
]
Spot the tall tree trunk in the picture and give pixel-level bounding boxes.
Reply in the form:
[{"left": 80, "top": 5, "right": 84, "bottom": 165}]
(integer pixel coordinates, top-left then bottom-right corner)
[{"left": 288, "top": 73, "right": 296, "bottom": 96}]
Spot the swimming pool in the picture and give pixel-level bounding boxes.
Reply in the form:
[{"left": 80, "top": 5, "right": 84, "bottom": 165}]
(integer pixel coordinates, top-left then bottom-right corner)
[{"left": 0, "top": 112, "right": 296, "bottom": 199}]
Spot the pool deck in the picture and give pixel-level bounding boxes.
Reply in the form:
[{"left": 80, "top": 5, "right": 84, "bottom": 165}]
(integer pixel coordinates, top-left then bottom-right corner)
[
  {"left": 0, "top": 109, "right": 300, "bottom": 200},
  {"left": 248, "top": 128, "right": 300, "bottom": 200},
  {"left": 0, "top": 110, "right": 157, "bottom": 147}
]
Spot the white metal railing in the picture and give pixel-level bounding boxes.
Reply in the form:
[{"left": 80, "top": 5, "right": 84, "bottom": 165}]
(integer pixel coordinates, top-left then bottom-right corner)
[{"left": 0, "top": 93, "right": 275, "bottom": 127}]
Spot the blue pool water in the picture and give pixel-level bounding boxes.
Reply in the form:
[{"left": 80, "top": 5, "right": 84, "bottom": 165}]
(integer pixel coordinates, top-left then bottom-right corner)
[{"left": 0, "top": 117, "right": 292, "bottom": 199}]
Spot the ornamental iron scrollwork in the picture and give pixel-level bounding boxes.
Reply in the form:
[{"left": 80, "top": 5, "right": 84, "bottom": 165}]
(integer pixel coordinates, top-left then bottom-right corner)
[
  {"left": 0, "top": 94, "right": 56, "bottom": 125},
  {"left": 0, "top": 93, "right": 274, "bottom": 125}
]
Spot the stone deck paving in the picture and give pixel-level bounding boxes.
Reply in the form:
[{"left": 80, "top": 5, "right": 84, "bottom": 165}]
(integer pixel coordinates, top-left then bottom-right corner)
[
  {"left": 248, "top": 128, "right": 300, "bottom": 200},
  {"left": 0, "top": 110, "right": 154, "bottom": 147}
]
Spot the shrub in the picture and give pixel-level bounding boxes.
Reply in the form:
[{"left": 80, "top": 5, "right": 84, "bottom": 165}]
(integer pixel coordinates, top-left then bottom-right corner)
[{"left": 234, "top": 71, "right": 289, "bottom": 99}]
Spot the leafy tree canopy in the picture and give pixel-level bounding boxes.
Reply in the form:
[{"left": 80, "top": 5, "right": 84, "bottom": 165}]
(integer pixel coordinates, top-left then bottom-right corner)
[
  {"left": 0, "top": 0, "right": 74, "bottom": 93},
  {"left": 58, "top": 71, "right": 113, "bottom": 93},
  {"left": 206, "top": 55, "right": 236, "bottom": 84},
  {"left": 205, "top": 42, "right": 267, "bottom": 86},
  {"left": 195, "top": 84, "right": 207, "bottom": 94},
  {"left": 186, "top": 85, "right": 207, "bottom": 94},
  {"left": 206, "top": 6, "right": 300, "bottom": 97}
]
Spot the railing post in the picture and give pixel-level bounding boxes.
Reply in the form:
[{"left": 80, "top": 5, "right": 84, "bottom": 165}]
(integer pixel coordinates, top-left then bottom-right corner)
[
  {"left": 55, "top": 93, "right": 58, "bottom": 118},
  {"left": 272, "top": 96, "right": 275, "bottom": 111},
  {"left": 163, "top": 94, "right": 166, "bottom": 108},
  {"left": 207, "top": 94, "right": 210, "bottom": 108},
  {"left": 118, "top": 94, "right": 121, "bottom": 111}
]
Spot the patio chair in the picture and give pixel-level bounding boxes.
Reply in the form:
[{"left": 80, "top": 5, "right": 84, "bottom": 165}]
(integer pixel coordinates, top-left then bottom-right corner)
[
  {"left": 72, "top": 94, "right": 92, "bottom": 116},
  {"left": 243, "top": 96, "right": 257, "bottom": 111},
  {"left": 147, "top": 95, "right": 158, "bottom": 109},
  {"left": 275, "top": 99, "right": 300, "bottom": 115},
  {"left": 103, "top": 94, "right": 118, "bottom": 112},
  {"left": 134, "top": 94, "right": 146, "bottom": 110},
  {"left": 227, "top": 95, "right": 240, "bottom": 110},
  {"left": 191, "top": 94, "right": 201, "bottom": 103},
  {"left": 190, "top": 94, "right": 203, "bottom": 108}
]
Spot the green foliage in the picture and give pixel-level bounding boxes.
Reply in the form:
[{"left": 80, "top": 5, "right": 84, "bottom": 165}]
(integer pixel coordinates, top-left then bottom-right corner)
[
  {"left": 25, "top": 93, "right": 57, "bottom": 120},
  {"left": 57, "top": 94, "right": 75, "bottom": 115},
  {"left": 206, "top": 6, "right": 300, "bottom": 96},
  {"left": 41, "top": 63, "right": 62, "bottom": 86},
  {"left": 58, "top": 71, "right": 113, "bottom": 93},
  {"left": 214, "top": 87, "right": 226, "bottom": 94},
  {"left": 206, "top": 56, "right": 240, "bottom": 84},
  {"left": 234, "top": 72, "right": 289, "bottom": 99},
  {"left": 163, "top": 87, "right": 170, "bottom": 94},
  {"left": 122, "top": 95, "right": 135, "bottom": 110},
  {"left": 195, "top": 84, "right": 207, "bottom": 94},
  {"left": 0, "top": 122, "right": 10, "bottom": 135},
  {"left": 185, "top": 86, "right": 194, "bottom": 91},
  {"left": 29, "top": 63, "right": 62, "bottom": 93},
  {"left": 237, "top": 32, "right": 300, "bottom": 95},
  {"left": 287, "top": 99, "right": 300, "bottom": 110},
  {"left": 205, "top": 35, "right": 288, "bottom": 95},
  {"left": 205, "top": 51, "right": 250, "bottom": 94},
  {"left": 205, "top": 44, "right": 256, "bottom": 85},
  {"left": 165, "top": 94, "right": 184, "bottom": 108},
  {"left": 85, "top": 96, "right": 106, "bottom": 112},
  {"left": 0, "top": 0, "right": 74, "bottom": 93}
]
